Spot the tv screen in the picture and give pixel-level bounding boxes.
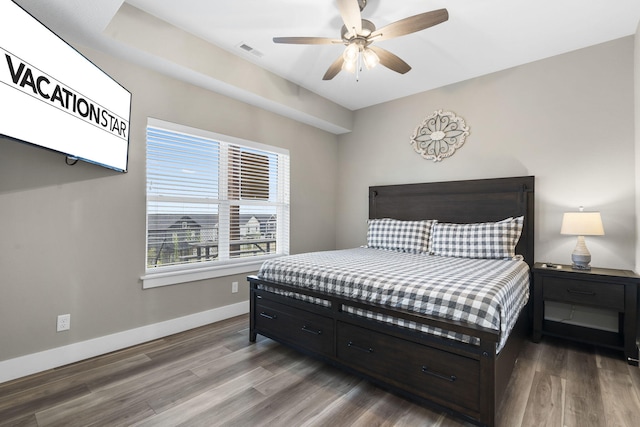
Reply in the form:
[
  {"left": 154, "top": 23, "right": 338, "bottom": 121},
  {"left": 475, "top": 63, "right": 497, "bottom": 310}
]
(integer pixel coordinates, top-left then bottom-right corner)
[{"left": 0, "top": 1, "right": 131, "bottom": 172}]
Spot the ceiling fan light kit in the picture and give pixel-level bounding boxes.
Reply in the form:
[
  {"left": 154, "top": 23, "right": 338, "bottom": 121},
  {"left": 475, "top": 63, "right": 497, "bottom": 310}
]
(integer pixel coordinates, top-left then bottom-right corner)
[
  {"left": 273, "top": 0, "right": 449, "bottom": 81},
  {"left": 341, "top": 44, "right": 379, "bottom": 80}
]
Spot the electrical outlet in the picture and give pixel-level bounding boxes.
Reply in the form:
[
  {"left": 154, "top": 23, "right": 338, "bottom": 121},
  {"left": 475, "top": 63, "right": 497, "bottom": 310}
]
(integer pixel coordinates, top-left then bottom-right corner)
[
  {"left": 57, "top": 314, "right": 70, "bottom": 332},
  {"left": 232, "top": 281, "right": 239, "bottom": 293}
]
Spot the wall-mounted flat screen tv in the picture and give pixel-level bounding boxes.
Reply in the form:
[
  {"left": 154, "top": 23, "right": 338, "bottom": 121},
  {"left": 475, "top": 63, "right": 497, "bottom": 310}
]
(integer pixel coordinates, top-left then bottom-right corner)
[{"left": 0, "top": 1, "right": 131, "bottom": 172}]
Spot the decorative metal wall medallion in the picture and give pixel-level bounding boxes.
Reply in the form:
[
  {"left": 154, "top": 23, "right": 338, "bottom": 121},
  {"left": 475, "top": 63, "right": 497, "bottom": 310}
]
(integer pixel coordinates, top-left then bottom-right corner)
[{"left": 410, "top": 110, "right": 470, "bottom": 162}]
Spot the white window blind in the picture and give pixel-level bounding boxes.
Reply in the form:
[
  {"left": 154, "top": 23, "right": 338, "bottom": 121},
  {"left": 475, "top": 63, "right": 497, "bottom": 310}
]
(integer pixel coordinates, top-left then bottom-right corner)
[{"left": 144, "top": 118, "right": 289, "bottom": 288}]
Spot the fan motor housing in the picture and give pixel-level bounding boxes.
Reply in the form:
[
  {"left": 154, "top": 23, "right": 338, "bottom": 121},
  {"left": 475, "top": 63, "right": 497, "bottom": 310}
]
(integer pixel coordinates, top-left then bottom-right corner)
[{"left": 341, "top": 19, "right": 376, "bottom": 42}]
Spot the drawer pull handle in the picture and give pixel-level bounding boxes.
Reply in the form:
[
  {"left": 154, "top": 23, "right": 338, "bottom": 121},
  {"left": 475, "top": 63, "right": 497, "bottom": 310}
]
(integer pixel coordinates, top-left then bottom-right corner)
[
  {"left": 347, "top": 341, "right": 373, "bottom": 353},
  {"left": 421, "top": 366, "right": 457, "bottom": 382},
  {"left": 259, "top": 312, "right": 277, "bottom": 320},
  {"left": 567, "top": 289, "right": 596, "bottom": 296},
  {"left": 301, "top": 326, "right": 322, "bottom": 335}
]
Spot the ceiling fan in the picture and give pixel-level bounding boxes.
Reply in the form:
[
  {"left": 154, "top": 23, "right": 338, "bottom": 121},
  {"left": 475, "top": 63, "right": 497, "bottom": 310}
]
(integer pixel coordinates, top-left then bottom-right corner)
[{"left": 273, "top": 0, "right": 449, "bottom": 80}]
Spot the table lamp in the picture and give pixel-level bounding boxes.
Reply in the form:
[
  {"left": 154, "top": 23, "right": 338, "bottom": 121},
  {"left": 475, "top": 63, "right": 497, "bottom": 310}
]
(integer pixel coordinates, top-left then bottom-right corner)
[{"left": 560, "top": 208, "right": 604, "bottom": 270}]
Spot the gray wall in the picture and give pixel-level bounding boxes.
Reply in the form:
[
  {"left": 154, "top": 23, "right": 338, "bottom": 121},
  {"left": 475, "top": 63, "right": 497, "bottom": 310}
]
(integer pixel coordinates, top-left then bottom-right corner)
[
  {"left": 337, "top": 37, "right": 636, "bottom": 271},
  {"left": 636, "top": 21, "right": 640, "bottom": 273},
  {"left": 0, "top": 46, "right": 338, "bottom": 362},
  {"left": 634, "top": 20, "right": 640, "bottom": 344}
]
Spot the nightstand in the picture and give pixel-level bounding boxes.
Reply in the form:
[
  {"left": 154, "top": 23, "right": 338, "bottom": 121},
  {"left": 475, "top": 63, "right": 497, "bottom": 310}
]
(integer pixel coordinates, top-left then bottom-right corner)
[{"left": 532, "top": 263, "right": 639, "bottom": 366}]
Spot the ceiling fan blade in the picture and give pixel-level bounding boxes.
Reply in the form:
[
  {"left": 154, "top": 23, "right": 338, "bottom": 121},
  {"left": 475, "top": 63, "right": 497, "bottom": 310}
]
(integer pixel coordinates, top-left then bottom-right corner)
[
  {"left": 273, "top": 36, "right": 341, "bottom": 45},
  {"left": 337, "top": 0, "right": 362, "bottom": 36},
  {"left": 370, "top": 8, "right": 448, "bottom": 42},
  {"left": 323, "top": 55, "right": 345, "bottom": 80},
  {"left": 368, "top": 45, "right": 411, "bottom": 74}
]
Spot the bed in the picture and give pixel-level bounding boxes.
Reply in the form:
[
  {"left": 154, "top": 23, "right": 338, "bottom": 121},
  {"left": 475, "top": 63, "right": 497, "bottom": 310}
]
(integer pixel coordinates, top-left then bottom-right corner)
[{"left": 248, "top": 176, "right": 535, "bottom": 426}]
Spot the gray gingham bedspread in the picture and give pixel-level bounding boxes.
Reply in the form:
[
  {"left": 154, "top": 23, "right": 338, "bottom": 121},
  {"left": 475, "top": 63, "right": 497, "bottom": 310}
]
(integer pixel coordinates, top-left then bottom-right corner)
[{"left": 257, "top": 247, "right": 530, "bottom": 352}]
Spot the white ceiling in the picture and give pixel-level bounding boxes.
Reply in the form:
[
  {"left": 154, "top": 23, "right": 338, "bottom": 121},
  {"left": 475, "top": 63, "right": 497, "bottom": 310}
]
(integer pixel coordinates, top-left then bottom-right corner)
[{"left": 13, "top": 0, "right": 640, "bottom": 111}]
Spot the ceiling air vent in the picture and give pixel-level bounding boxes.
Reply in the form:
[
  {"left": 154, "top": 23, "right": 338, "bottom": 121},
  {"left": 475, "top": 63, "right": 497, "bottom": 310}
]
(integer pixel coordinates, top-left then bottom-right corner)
[{"left": 237, "top": 42, "right": 264, "bottom": 58}]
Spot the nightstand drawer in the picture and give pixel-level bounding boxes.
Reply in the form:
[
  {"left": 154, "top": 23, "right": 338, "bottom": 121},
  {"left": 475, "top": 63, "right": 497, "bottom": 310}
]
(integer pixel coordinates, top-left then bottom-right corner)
[{"left": 542, "top": 277, "right": 624, "bottom": 310}]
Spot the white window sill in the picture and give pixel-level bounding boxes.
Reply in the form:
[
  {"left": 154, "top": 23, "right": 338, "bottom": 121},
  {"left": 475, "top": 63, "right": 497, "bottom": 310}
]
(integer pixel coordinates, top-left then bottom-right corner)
[{"left": 141, "top": 257, "right": 278, "bottom": 289}]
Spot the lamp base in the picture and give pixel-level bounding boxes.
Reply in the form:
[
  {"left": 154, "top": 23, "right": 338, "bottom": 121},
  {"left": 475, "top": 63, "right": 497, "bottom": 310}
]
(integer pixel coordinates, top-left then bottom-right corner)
[
  {"left": 571, "top": 239, "right": 591, "bottom": 270},
  {"left": 571, "top": 262, "right": 591, "bottom": 271}
]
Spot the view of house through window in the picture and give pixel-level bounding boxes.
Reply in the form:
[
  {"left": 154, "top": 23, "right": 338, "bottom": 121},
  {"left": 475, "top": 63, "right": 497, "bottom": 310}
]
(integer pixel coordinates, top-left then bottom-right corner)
[{"left": 145, "top": 119, "right": 290, "bottom": 275}]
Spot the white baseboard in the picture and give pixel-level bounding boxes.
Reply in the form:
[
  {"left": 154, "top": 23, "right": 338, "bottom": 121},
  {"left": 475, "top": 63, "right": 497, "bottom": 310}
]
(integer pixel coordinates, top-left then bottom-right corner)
[{"left": 0, "top": 301, "right": 249, "bottom": 385}]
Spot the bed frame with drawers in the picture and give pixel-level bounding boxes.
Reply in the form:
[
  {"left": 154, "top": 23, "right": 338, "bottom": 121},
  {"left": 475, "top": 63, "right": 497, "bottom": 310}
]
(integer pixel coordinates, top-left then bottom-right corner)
[{"left": 248, "top": 176, "right": 535, "bottom": 426}]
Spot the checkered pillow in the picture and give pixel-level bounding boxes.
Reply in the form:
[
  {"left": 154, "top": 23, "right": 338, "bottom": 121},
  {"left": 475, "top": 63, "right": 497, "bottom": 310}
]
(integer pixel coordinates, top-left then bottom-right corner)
[
  {"left": 431, "top": 216, "right": 524, "bottom": 259},
  {"left": 367, "top": 218, "right": 436, "bottom": 254}
]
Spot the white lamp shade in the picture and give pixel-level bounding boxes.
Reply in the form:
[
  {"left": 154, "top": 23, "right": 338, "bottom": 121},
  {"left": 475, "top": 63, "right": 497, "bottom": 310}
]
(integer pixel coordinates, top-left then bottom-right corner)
[
  {"left": 362, "top": 48, "right": 380, "bottom": 70},
  {"left": 343, "top": 43, "right": 359, "bottom": 63},
  {"left": 560, "top": 212, "right": 604, "bottom": 236}
]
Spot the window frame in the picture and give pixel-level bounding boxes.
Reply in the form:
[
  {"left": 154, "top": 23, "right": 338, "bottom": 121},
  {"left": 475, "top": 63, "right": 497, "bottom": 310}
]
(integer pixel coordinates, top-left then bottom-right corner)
[{"left": 142, "top": 118, "right": 290, "bottom": 289}]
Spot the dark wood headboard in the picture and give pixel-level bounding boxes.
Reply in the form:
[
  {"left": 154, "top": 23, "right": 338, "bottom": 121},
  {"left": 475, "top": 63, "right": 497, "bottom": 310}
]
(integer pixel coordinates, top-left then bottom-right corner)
[{"left": 369, "top": 176, "right": 535, "bottom": 266}]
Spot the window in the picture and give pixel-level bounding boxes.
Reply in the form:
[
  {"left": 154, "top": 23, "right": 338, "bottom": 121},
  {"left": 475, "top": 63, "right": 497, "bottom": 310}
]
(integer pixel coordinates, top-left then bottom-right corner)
[{"left": 143, "top": 118, "right": 290, "bottom": 288}]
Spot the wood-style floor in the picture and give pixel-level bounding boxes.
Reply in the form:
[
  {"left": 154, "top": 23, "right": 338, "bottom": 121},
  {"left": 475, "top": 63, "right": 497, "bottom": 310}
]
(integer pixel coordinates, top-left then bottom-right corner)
[{"left": 1, "top": 314, "right": 639, "bottom": 427}]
